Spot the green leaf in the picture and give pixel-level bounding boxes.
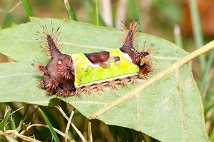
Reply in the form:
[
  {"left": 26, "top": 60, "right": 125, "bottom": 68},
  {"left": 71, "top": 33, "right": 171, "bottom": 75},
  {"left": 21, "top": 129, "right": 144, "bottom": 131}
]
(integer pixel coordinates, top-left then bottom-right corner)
[
  {"left": 211, "top": 129, "right": 214, "bottom": 142},
  {"left": 0, "top": 17, "right": 209, "bottom": 141}
]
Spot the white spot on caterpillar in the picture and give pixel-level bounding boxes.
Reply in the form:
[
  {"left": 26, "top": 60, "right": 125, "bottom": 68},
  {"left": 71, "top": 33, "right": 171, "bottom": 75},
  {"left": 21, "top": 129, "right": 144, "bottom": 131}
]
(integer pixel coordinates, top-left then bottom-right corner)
[{"left": 58, "top": 60, "right": 62, "bottom": 65}]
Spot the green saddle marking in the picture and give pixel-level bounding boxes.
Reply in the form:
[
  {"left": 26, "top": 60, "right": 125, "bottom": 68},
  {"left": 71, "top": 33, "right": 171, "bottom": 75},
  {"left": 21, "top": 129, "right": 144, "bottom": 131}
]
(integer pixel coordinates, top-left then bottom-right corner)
[{"left": 72, "top": 49, "right": 139, "bottom": 87}]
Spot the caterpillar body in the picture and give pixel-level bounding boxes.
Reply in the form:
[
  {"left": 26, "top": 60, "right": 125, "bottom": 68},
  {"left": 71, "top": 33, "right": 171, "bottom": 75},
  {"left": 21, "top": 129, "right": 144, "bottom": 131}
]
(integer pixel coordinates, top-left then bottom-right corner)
[{"left": 35, "top": 22, "right": 152, "bottom": 97}]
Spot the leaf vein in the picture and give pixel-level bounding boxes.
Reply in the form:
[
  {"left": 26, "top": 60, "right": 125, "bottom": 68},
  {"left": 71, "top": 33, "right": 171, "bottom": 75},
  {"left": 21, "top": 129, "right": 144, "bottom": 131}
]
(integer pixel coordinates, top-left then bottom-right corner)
[{"left": 175, "top": 69, "right": 187, "bottom": 141}]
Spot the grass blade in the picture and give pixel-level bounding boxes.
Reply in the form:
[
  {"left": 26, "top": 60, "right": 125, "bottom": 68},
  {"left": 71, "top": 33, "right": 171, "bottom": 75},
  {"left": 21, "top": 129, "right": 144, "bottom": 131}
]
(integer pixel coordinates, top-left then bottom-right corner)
[
  {"left": 189, "top": 0, "right": 205, "bottom": 70},
  {"left": 38, "top": 108, "right": 60, "bottom": 142},
  {"left": 200, "top": 50, "right": 214, "bottom": 92},
  {"left": 174, "top": 25, "right": 183, "bottom": 48},
  {"left": 143, "top": 133, "right": 152, "bottom": 142},
  {"left": 10, "top": 117, "right": 16, "bottom": 130},
  {"left": 20, "top": 0, "right": 33, "bottom": 17},
  {"left": 211, "top": 129, "right": 214, "bottom": 142},
  {"left": 16, "top": 104, "right": 30, "bottom": 131},
  {"left": 63, "top": 0, "right": 77, "bottom": 21},
  {"left": 130, "top": 0, "right": 143, "bottom": 31},
  {"left": 87, "top": 0, "right": 106, "bottom": 26},
  {"left": 95, "top": 0, "right": 99, "bottom": 26}
]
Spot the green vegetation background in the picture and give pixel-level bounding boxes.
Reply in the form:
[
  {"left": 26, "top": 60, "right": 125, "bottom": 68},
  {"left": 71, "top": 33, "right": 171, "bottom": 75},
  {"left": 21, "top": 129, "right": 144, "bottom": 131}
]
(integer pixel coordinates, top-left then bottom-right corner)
[{"left": 0, "top": 0, "right": 213, "bottom": 141}]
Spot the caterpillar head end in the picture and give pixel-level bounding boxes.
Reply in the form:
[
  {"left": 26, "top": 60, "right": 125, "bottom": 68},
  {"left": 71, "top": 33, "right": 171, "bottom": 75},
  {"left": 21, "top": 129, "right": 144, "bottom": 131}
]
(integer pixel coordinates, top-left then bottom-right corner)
[
  {"left": 42, "top": 53, "right": 76, "bottom": 96},
  {"left": 36, "top": 26, "right": 76, "bottom": 96}
]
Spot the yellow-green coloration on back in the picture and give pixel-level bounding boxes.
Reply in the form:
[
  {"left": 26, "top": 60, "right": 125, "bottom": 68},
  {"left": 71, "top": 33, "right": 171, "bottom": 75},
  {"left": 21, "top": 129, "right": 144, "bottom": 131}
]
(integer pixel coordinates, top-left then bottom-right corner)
[{"left": 72, "top": 49, "right": 139, "bottom": 87}]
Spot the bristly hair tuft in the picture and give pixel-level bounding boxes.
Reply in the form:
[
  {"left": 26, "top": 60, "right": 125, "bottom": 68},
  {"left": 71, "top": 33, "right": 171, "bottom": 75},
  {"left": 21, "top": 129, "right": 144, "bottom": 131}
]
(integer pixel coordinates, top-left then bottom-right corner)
[
  {"left": 33, "top": 62, "right": 45, "bottom": 74},
  {"left": 57, "top": 57, "right": 75, "bottom": 80},
  {"left": 121, "top": 21, "right": 139, "bottom": 48},
  {"left": 37, "top": 25, "right": 62, "bottom": 57}
]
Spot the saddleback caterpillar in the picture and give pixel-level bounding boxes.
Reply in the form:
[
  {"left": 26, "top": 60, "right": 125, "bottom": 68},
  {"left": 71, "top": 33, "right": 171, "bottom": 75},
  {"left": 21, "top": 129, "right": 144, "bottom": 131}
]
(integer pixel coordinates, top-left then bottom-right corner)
[{"left": 35, "top": 22, "right": 152, "bottom": 97}]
